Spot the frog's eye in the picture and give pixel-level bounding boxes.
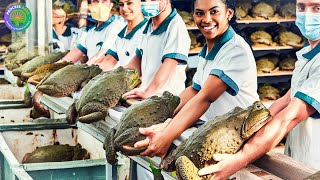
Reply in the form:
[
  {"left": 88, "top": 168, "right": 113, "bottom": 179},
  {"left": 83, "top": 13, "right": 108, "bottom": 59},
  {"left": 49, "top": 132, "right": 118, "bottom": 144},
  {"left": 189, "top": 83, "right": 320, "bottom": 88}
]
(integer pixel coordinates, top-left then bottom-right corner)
[{"left": 255, "top": 104, "right": 263, "bottom": 110}]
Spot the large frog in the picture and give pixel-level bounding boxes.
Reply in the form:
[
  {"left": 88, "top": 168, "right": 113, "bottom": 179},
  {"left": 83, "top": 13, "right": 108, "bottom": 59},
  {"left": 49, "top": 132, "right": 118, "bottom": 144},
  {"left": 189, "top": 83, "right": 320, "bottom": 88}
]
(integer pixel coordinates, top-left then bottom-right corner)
[
  {"left": 304, "top": 171, "right": 320, "bottom": 180},
  {"left": 256, "top": 58, "right": 276, "bottom": 73},
  {"left": 37, "top": 64, "right": 102, "bottom": 97},
  {"left": 250, "top": 30, "right": 273, "bottom": 46},
  {"left": 279, "top": 3, "right": 296, "bottom": 18},
  {"left": 22, "top": 143, "right": 89, "bottom": 163},
  {"left": 5, "top": 47, "right": 38, "bottom": 71},
  {"left": 3, "top": 53, "right": 17, "bottom": 69},
  {"left": 160, "top": 101, "right": 271, "bottom": 180},
  {"left": 279, "top": 57, "right": 297, "bottom": 71},
  {"left": 104, "top": 91, "right": 180, "bottom": 165},
  {"left": 66, "top": 66, "right": 140, "bottom": 124},
  {"left": 258, "top": 84, "right": 280, "bottom": 100},
  {"left": 235, "top": 2, "right": 252, "bottom": 19},
  {"left": 23, "top": 62, "right": 72, "bottom": 86},
  {"left": 7, "top": 40, "right": 25, "bottom": 53},
  {"left": 252, "top": 2, "right": 275, "bottom": 19},
  {"left": 276, "top": 31, "right": 304, "bottom": 48},
  {"left": 12, "top": 52, "right": 67, "bottom": 79}
]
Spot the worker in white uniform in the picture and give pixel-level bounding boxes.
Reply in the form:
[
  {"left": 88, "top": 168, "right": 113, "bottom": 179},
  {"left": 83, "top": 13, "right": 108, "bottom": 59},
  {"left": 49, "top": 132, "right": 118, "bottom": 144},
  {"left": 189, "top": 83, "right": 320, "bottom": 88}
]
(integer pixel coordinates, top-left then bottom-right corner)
[
  {"left": 122, "top": 0, "right": 191, "bottom": 100},
  {"left": 51, "top": 6, "right": 85, "bottom": 53},
  {"left": 132, "top": 0, "right": 259, "bottom": 167},
  {"left": 89, "top": 0, "right": 148, "bottom": 71},
  {"left": 179, "top": 0, "right": 320, "bottom": 179},
  {"left": 121, "top": 0, "right": 190, "bottom": 179},
  {"left": 60, "top": 0, "right": 125, "bottom": 64}
]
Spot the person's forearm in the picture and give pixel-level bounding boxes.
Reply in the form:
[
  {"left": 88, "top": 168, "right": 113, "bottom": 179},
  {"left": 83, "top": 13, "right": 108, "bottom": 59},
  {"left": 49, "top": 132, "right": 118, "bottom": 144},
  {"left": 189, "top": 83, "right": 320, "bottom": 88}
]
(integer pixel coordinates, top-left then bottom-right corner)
[
  {"left": 87, "top": 48, "right": 108, "bottom": 65},
  {"left": 174, "top": 86, "right": 198, "bottom": 115},
  {"left": 268, "top": 89, "right": 291, "bottom": 116},
  {"left": 163, "top": 94, "right": 211, "bottom": 142},
  {"left": 60, "top": 47, "right": 84, "bottom": 63},
  {"left": 97, "top": 55, "right": 117, "bottom": 71},
  {"left": 144, "top": 59, "right": 178, "bottom": 96},
  {"left": 237, "top": 98, "right": 314, "bottom": 166}
]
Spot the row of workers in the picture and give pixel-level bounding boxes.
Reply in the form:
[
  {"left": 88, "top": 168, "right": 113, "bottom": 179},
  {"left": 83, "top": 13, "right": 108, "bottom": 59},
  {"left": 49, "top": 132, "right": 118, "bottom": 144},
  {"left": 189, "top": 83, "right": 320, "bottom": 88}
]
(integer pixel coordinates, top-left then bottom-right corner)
[{"left": 52, "top": 0, "right": 320, "bottom": 179}]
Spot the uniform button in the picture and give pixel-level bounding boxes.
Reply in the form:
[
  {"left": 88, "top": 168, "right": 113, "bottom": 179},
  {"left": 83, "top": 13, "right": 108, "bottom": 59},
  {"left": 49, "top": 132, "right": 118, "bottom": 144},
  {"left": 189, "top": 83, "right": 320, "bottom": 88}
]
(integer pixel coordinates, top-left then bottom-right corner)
[{"left": 125, "top": 51, "right": 130, "bottom": 56}]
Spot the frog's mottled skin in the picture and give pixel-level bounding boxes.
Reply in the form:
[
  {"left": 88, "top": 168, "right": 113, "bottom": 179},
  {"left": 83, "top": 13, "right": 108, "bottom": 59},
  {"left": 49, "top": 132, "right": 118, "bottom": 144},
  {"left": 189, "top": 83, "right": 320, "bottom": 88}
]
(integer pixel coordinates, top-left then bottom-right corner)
[
  {"left": 265, "top": 53, "right": 279, "bottom": 66},
  {"left": 23, "top": 62, "right": 72, "bottom": 86},
  {"left": 252, "top": 2, "right": 275, "bottom": 19},
  {"left": 13, "top": 47, "right": 38, "bottom": 64},
  {"left": 22, "top": 144, "right": 89, "bottom": 163},
  {"left": 250, "top": 31, "right": 273, "bottom": 46},
  {"left": 277, "top": 31, "right": 303, "bottom": 48},
  {"left": 279, "top": 3, "right": 296, "bottom": 18},
  {"left": 3, "top": 53, "right": 17, "bottom": 69},
  {"left": 5, "top": 47, "right": 38, "bottom": 71},
  {"left": 236, "top": 7, "right": 247, "bottom": 19},
  {"left": 235, "top": 2, "right": 252, "bottom": 19},
  {"left": 37, "top": 64, "right": 102, "bottom": 97},
  {"left": 161, "top": 102, "right": 271, "bottom": 180},
  {"left": 104, "top": 91, "right": 180, "bottom": 165},
  {"left": 304, "top": 171, "right": 320, "bottom": 180},
  {"left": 258, "top": 84, "right": 280, "bottom": 100},
  {"left": 256, "top": 58, "right": 276, "bottom": 73},
  {"left": 66, "top": 66, "right": 140, "bottom": 124},
  {"left": 8, "top": 41, "right": 25, "bottom": 53},
  {"left": 2, "top": 53, "right": 17, "bottom": 62},
  {"left": 12, "top": 52, "right": 67, "bottom": 78},
  {"left": 279, "top": 57, "right": 297, "bottom": 71}
]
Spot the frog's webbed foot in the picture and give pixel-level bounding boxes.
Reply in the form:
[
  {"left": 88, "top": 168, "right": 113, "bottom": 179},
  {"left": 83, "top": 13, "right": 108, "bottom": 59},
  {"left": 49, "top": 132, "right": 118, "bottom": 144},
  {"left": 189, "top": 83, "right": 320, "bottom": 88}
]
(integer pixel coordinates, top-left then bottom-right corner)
[{"left": 175, "top": 156, "right": 201, "bottom": 180}]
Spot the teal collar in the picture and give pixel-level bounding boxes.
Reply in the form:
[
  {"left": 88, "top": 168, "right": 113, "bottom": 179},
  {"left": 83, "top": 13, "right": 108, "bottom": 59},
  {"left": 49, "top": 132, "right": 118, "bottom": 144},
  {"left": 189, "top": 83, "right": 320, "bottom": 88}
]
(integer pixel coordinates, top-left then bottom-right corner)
[
  {"left": 118, "top": 18, "right": 148, "bottom": 40},
  {"left": 143, "top": 9, "right": 177, "bottom": 35},
  {"left": 52, "top": 26, "right": 72, "bottom": 40},
  {"left": 94, "top": 15, "right": 115, "bottom": 32},
  {"left": 303, "top": 43, "right": 320, "bottom": 60},
  {"left": 199, "top": 26, "right": 235, "bottom": 60},
  {"left": 52, "top": 29, "right": 58, "bottom": 40}
]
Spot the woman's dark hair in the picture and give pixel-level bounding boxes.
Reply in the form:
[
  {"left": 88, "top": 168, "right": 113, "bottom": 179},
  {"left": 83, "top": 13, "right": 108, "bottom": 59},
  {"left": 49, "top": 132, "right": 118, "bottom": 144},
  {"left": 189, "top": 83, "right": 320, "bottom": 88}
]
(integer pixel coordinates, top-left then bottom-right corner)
[
  {"left": 223, "top": 0, "right": 239, "bottom": 33},
  {"left": 193, "top": 0, "right": 239, "bottom": 33}
]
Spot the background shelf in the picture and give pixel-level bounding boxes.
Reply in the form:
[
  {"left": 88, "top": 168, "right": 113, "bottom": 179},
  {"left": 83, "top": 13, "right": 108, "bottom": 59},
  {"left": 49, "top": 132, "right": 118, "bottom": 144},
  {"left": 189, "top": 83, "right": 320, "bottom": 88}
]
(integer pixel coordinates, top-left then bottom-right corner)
[
  {"left": 237, "top": 18, "right": 296, "bottom": 24},
  {"left": 185, "top": 18, "right": 296, "bottom": 30},
  {"left": 252, "top": 46, "right": 294, "bottom": 51},
  {"left": 258, "top": 71, "right": 293, "bottom": 77}
]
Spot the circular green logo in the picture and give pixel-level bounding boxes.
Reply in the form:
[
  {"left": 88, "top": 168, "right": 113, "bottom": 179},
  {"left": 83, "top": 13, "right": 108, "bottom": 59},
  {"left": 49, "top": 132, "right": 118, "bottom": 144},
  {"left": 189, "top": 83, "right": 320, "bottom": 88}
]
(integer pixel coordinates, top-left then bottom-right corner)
[{"left": 4, "top": 3, "right": 32, "bottom": 32}]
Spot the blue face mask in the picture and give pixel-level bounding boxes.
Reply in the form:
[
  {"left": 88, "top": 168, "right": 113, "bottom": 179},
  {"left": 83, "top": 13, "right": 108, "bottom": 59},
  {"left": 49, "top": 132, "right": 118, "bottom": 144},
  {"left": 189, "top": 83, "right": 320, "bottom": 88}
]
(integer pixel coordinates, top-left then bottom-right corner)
[
  {"left": 295, "top": 12, "right": 320, "bottom": 41},
  {"left": 141, "top": 1, "right": 166, "bottom": 18}
]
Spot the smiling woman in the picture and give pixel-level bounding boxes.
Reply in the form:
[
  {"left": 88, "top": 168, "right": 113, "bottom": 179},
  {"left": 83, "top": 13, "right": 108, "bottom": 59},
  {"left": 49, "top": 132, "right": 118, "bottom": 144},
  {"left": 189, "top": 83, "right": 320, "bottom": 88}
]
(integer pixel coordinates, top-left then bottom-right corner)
[
  {"left": 193, "top": 0, "right": 238, "bottom": 50},
  {"left": 133, "top": 0, "right": 260, "bottom": 179}
]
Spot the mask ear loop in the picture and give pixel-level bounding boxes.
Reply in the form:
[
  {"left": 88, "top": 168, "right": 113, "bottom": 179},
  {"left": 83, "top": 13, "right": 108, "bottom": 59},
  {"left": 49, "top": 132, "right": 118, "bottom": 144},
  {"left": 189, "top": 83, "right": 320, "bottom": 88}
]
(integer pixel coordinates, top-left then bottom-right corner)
[{"left": 158, "top": 0, "right": 167, "bottom": 15}]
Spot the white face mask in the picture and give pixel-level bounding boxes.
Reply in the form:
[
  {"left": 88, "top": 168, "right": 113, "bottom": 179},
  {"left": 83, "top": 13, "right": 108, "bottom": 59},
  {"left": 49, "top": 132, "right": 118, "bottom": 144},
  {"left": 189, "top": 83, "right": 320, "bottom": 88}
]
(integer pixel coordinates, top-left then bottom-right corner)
[
  {"left": 141, "top": 0, "right": 167, "bottom": 18},
  {"left": 89, "top": 2, "right": 113, "bottom": 22},
  {"left": 295, "top": 12, "right": 320, "bottom": 41}
]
